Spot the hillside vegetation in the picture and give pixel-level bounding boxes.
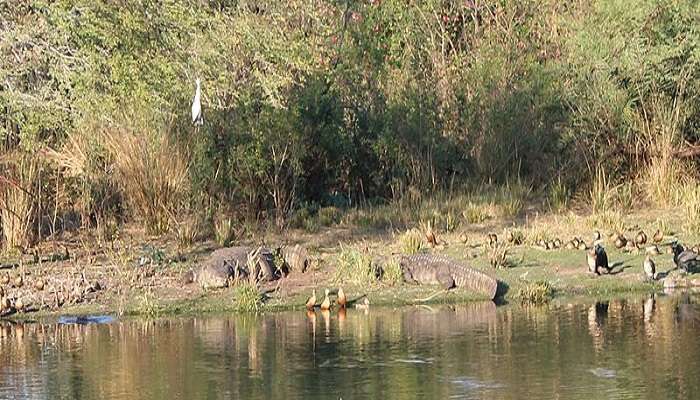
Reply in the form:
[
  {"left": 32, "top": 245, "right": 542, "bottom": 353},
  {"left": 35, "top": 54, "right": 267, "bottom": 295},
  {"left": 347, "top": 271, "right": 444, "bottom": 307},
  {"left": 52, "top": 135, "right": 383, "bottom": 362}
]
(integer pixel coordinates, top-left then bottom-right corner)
[{"left": 1, "top": 1, "right": 700, "bottom": 249}]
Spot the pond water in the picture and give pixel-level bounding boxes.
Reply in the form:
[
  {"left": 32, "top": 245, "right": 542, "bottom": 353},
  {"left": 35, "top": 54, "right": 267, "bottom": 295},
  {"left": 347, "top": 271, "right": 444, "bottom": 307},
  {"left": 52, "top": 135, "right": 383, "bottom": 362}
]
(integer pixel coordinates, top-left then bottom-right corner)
[{"left": 1, "top": 293, "right": 699, "bottom": 399}]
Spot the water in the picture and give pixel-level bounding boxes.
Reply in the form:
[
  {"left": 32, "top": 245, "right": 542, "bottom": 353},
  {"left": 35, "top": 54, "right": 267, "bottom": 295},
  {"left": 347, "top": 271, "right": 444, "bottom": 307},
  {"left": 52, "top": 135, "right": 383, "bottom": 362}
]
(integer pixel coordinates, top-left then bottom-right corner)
[{"left": 1, "top": 293, "right": 699, "bottom": 399}]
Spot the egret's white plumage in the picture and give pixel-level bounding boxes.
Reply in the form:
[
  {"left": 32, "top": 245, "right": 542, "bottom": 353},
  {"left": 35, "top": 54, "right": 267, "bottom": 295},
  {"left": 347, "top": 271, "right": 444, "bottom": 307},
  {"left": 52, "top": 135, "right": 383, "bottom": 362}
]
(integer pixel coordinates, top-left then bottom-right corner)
[{"left": 191, "top": 78, "right": 203, "bottom": 126}]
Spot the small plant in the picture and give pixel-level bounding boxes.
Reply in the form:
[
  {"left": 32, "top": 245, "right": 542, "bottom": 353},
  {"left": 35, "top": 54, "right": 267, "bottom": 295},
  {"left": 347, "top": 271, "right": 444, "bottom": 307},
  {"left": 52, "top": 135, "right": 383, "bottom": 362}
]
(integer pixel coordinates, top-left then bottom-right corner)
[
  {"left": 233, "top": 282, "right": 264, "bottom": 313},
  {"left": 318, "top": 206, "right": 341, "bottom": 226},
  {"left": 589, "top": 168, "right": 617, "bottom": 215},
  {"left": 587, "top": 211, "right": 625, "bottom": 234},
  {"left": 489, "top": 242, "right": 513, "bottom": 269},
  {"left": 135, "top": 288, "right": 162, "bottom": 318},
  {"left": 463, "top": 202, "right": 488, "bottom": 224},
  {"left": 214, "top": 215, "right": 235, "bottom": 247},
  {"left": 381, "top": 260, "right": 404, "bottom": 286},
  {"left": 398, "top": 228, "right": 422, "bottom": 255},
  {"left": 677, "top": 183, "right": 700, "bottom": 234},
  {"left": 173, "top": 218, "right": 198, "bottom": 250},
  {"left": 548, "top": 177, "right": 570, "bottom": 212},
  {"left": 444, "top": 212, "right": 459, "bottom": 232},
  {"left": 515, "top": 280, "right": 554, "bottom": 304},
  {"left": 496, "top": 181, "right": 531, "bottom": 218},
  {"left": 334, "top": 245, "right": 377, "bottom": 286}
]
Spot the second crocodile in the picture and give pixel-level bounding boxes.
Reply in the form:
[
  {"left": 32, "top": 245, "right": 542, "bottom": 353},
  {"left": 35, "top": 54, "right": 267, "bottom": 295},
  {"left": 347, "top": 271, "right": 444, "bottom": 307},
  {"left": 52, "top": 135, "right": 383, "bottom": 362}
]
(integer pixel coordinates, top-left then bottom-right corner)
[{"left": 399, "top": 254, "right": 499, "bottom": 299}]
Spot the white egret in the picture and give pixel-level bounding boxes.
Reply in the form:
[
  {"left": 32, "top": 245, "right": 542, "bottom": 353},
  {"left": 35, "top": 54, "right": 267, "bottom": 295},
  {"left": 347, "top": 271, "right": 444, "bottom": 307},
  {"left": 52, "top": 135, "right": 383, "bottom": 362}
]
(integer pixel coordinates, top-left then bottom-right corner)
[{"left": 191, "top": 78, "right": 203, "bottom": 126}]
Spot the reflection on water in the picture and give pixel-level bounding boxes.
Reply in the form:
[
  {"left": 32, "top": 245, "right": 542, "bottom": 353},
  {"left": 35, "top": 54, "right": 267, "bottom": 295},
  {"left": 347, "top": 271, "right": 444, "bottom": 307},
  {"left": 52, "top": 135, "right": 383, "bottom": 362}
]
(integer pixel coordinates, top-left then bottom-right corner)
[{"left": 1, "top": 294, "right": 699, "bottom": 399}]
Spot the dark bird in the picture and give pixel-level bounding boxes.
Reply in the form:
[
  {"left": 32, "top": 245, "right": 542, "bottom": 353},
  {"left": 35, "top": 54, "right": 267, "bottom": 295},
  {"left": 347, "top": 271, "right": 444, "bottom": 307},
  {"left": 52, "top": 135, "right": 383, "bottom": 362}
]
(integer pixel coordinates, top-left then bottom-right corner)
[
  {"left": 587, "top": 244, "right": 610, "bottom": 275},
  {"left": 506, "top": 231, "right": 515, "bottom": 243},
  {"left": 643, "top": 256, "right": 656, "bottom": 280},
  {"left": 595, "top": 244, "right": 611, "bottom": 274},
  {"left": 671, "top": 242, "right": 700, "bottom": 273}
]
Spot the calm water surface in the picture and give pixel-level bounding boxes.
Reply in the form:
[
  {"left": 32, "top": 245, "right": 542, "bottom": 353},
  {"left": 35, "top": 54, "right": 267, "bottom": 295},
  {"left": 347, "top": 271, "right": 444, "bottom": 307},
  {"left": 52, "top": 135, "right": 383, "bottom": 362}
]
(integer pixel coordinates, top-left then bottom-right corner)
[{"left": 1, "top": 293, "right": 699, "bottom": 399}]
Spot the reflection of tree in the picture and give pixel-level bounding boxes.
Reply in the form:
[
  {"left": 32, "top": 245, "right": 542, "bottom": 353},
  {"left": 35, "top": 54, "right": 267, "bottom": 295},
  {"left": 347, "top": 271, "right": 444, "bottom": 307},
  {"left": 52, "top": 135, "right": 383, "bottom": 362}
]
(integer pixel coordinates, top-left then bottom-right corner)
[{"left": 0, "top": 294, "right": 698, "bottom": 399}]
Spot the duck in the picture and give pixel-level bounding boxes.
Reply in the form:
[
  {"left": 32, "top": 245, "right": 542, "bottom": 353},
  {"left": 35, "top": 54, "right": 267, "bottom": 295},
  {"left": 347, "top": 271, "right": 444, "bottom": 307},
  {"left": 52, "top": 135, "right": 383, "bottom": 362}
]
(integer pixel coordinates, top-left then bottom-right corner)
[
  {"left": 671, "top": 242, "right": 700, "bottom": 273},
  {"left": 426, "top": 228, "right": 438, "bottom": 248},
  {"left": 565, "top": 240, "right": 576, "bottom": 250},
  {"left": 506, "top": 231, "right": 515, "bottom": 243},
  {"left": 14, "top": 297, "right": 24, "bottom": 312},
  {"left": 643, "top": 256, "right": 656, "bottom": 280},
  {"left": 13, "top": 274, "right": 23, "bottom": 288},
  {"left": 34, "top": 279, "right": 45, "bottom": 291},
  {"left": 645, "top": 245, "right": 661, "bottom": 256},
  {"left": 653, "top": 229, "right": 663, "bottom": 243},
  {"left": 624, "top": 240, "right": 637, "bottom": 253},
  {"left": 355, "top": 297, "right": 370, "bottom": 310},
  {"left": 459, "top": 233, "right": 468, "bottom": 244},
  {"left": 320, "top": 289, "right": 332, "bottom": 311},
  {"left": 553, "top": 238, "right": 562, "bottom": 249},
  {"left": 577, "top": 240, "right": 588, "bottom": 251},
  {"left": 614, "top": 234, "right": 627, "bottom": 249},
  {"left": 0, "top": 273, "right": 9, "bottom": 285},
  {"left": 592, "top": 230, "right": 601, "bottom": 241},
  {"left": 0, "top": 296, "right": 9, "bottom": 313},
  {"left": 337, "top": 287, "right": 347, "bottom": 308},
  {"left": 635, "top": 230, "right": 647, "bottom": 247},
  {"left": 305, "top": 289, "right": 317, "bottom": 310},
  {"left": 487, "top": 233, "right": 498, "bottom": 248}
]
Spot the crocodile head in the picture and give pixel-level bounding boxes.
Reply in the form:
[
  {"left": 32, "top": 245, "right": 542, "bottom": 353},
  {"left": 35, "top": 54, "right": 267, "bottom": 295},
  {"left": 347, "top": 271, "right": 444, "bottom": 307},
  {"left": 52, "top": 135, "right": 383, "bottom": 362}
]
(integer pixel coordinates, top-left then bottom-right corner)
[{"left": 398, "top": 256, "right": 415, "bottom": 282}]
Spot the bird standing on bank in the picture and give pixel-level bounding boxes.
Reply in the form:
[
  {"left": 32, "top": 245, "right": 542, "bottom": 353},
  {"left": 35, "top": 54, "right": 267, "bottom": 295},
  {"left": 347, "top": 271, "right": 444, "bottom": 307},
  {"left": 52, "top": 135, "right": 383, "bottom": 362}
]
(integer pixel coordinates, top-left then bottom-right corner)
[
  {"left": 191, "top": 78, "right": 203, "bottom": 126},
  {"left": 305, "top": 289, "right": 316, "bottom": 311},
  {"left": 337, "top": 287, "right": 347, "bottom": 308},
  {"left": 320, "top": 289, "right": 331, "bottom": 311},
  {"left": 643, "top": 256, "right": 656, "bottom": 280}
]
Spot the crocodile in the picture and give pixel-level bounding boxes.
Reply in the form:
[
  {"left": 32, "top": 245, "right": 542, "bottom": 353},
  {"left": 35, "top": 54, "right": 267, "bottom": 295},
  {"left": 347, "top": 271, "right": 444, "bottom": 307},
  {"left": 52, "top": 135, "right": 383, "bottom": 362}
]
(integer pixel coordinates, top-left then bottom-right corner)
[
  {"left": 188, "top": 246, "right": 279, "bottom": 290},
  {"left": 399, "top": 254, "right": 498, "bottom": 299},
  {"left": 185, "top": 245, "right": 310, "bottom": 290}
]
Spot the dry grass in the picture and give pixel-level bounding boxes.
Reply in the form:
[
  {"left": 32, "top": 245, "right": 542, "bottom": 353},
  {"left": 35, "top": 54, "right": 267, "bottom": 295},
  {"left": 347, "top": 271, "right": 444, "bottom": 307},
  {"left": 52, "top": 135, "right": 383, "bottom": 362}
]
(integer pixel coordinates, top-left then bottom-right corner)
[
  {"left": 676, "top": 182, "right": 700, "bottom": 234},
  {"left": 214, "top": 215, "right": 235, "bottom": 247},
  {"left": 0, "top": 151, "right": 41, "bottom": 251},
  {"left": 106, "top": 127, "right": 188, "bottom": 235},
  {"left": 397, "top": 228, "right": 422, "bottom": 255}
]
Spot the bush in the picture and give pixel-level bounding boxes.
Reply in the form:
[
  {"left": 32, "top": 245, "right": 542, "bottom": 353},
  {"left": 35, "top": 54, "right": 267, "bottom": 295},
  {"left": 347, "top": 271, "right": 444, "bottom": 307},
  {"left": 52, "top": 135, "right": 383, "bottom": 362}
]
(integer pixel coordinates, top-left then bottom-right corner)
[
  {"left": 334, "top": 246, "right": 377, "bottom": 286},
  {"left": 516, "top": 281, "right": 554, "bottom": 304},
  {"left": 233, "top": 282, "right": 264, "bottom": 313},
  {"left": 106, "top": 127, "right": 189, "bottom": 235}
]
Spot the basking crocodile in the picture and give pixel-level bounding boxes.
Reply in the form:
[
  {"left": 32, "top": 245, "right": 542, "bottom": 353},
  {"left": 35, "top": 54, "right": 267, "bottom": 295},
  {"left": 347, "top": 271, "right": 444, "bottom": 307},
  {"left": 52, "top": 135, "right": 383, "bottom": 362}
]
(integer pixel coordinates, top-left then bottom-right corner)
[
  {"left": 186, "top": 245, "right": 309, "bottom": 290},
  {"left": 188, "top": 246, "right": 278, "bottom": 290},
  {"left": 399, "top": 254, "right": 498, "bottom": 299}
]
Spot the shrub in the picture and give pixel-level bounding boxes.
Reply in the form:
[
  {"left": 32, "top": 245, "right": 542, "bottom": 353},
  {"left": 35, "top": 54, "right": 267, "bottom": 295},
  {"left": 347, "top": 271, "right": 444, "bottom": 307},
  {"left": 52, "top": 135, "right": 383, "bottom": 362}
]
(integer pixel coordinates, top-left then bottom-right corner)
[
  {"left": 0, "top": 152, "right": 41, "bottom": 251},
  {"left": 106, "top": 127, "right": 189, "bottom": 235},
  {"left": 334, "top": 245, "right": 377, "bottom": 286},
  {"left": 233, "top": 282, "right": 264, "bottom": 313},
  {"left": 516, "top": 280, "right": 554, "bottom": 304},
  {"left": 397, "top": 228, "right": 422, "bottom": 255}
]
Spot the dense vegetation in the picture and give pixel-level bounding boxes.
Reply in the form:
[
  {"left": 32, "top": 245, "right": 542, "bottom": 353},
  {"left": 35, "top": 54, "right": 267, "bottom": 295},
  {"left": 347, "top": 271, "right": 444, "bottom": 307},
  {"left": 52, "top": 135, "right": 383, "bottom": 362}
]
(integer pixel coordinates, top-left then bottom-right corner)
[{"left": 1, "top": 0, "right": 700, "bottom": 250}]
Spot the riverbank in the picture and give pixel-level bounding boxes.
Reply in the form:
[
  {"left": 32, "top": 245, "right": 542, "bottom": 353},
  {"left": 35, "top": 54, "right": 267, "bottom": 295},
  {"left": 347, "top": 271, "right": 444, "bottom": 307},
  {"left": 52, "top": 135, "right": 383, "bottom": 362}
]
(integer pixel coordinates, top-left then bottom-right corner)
[{"left": 1, "top": 205, "right": 698, "bottom": 320}]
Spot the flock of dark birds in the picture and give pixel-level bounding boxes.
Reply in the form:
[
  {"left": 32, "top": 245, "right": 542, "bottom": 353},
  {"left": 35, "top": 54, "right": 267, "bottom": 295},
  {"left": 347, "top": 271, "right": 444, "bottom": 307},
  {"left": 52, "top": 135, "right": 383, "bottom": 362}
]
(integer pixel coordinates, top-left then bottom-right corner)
[{"left": 486, "top": 227, "right": 700, "bottom": 280}]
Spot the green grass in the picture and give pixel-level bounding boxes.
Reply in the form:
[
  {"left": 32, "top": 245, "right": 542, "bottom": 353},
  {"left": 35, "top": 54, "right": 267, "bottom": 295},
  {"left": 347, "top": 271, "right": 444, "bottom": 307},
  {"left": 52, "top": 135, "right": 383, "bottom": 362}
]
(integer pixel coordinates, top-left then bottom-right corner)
[
  {"left": 515, "top": 280, "right": 554, "bottom": 304},
  {"left": 233, "top": 282, "right": 264, "bottom": 313},
  {"left": 334, "top": 245, "right": 377, "bottom": 286}
]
